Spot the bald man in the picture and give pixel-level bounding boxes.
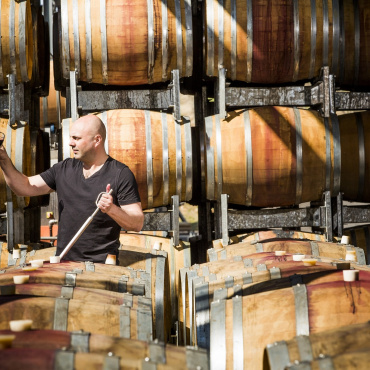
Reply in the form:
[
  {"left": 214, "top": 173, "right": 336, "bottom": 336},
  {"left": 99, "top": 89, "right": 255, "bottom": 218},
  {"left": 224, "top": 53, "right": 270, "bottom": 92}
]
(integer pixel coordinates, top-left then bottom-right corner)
[{"left": 0, "top": 114, "right": 144, "bottom": 263}]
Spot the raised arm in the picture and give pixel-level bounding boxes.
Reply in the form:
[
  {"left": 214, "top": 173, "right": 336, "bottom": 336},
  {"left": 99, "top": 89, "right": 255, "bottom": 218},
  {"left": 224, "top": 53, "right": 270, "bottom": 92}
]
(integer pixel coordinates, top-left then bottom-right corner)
[{"left": 0, "top": 146, "right": 53, "bottom": 197}]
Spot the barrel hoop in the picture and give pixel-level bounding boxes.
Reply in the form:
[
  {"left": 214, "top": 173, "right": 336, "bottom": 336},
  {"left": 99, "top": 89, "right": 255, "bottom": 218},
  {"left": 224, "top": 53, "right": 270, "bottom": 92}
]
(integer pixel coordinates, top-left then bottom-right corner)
[
  {"left": 296, "top": 335, "right": 313, "bottom": 361},
  {"left": 19, "top": 245, "right": 28, "bottom": 265},
  {"left": 119, "top": 304, "right": 131, "bottom": 338},
  {"left": 294, "top": 108, "right": 303, "bottom": 205},
  {"left": 189, "top": 273, "right": 203, "bottom": 344},
  {"left": 175, "top": 120, "right": 182, "bottom": 198},
  {"left": 310, "top": 241, "right": 319, "bottom": 257},
  {"left": 18, "top": 2, "right": 28, "bottom": 81},
  {"left": 266, "top": 341, "right": 290, "bottom": 370},
  {"left": 230, "top": 0, "right": 237, "bottom": 80},
  {"left": 322, "top": 0, "right": 329, "bottom": 66},
  {"left": 244, "top": 110, "right": 253, "bottom": 205},
  {"left": 270, "top": 267, "right": 281, "bottom": 280},
  {"left": 154, "top": 252, "right": 166, "bottom": 341},
  {"left": 317, "top": 356, "right": 335, "bottom": 370},
  {"left": 246, "top": 0, "right": 253, "bottom": 82},
  {"left": 206, "top": 0, "right": 214, "bottom": 75},
  {"left": 160, "top": 0, "right": 168, "bottom": 80},
  {"left": 217, "top": 0, "right": 224, "bottom": 69},
  {"left": 243, "top": 258, "right": 253, "bottom": 267},
  {"left": 184, "top": 117, "right": 193, "bottom": 201},
  {"left": 233, "top": 296, "right": 244, "bottom": 369},
  {"left": 145, "top": 111, "right": 154, "bottom": 208},
  {"left": 256, "top": 243, "right": 263, "bottom": 253},
  {"left": 145, "top": 254, "right": 152, "bottom": 295},
  {"left": 15, "top": 123, "right": 26, "bottom": 209},
  {"left": 54, "top": 297, "right": 70, "bottom": 331},
  {"left": 149, "top": 341, "right": 166, "bottom": 364},
  {"left": 55, "top": 350, "right": 75, "bottom": 370},
  {"left": 6, "top": 124, "right": 13, "bottom": 203},
  {"left": 353, "top": 0, "right": 360, "bottom": 85},
  {"left": 202, "top": 265, "right": 209, "bottom": 276},
  {"left": 62, "top": 118, "right": 70, "bottom": 160},
  {"left": 205, "top": 116, "right": 215, "bottom": 199},
  {"left": 184, "top": 0, "right": 193, "bottom": 76},
  {"left": 214, "top": 287, "right": 227, "bottom": 301},
  {"left": 309, "top": 0, "right": 317, "bottom": 78},
  {"left": 224, "top": 275, "right": 234, "bottom": 288},
  {"left": 216, "top": 114, "right": 223, "bottom": 199},
  {"left": 293, "top": 284, "right": 310, "bottom": 335},
  {"left": 138, "top": 306, "right": 153, "bottom": 341},
  {"left": 332, "top": 0, "right": 340, "bottom": 76},
  {"left": 65, "top": 272, "right": 77, "bottom": 287},
  {"left": 355, "top": 247, "right": 366, "bottom": 265},
  {"left": 161, "top": 113, "right": 169, "bottom": 205},
  {"left": 257, "top": 264, "right": 267, "bottom": 272},
  {"left": 85, "top": 0, "right": 92, "bottom": 82},
  {"left": 142, "top": 361, "right": 157, "bottom": 370},
  {"left": 186, "top": 347, "right": 209, "bottom": 369},
  {"left": 195, "top": 282, "right": 210, "bottom": 349},
  {"left": 293, "top": 0, "right": 300, "bottom": 81},
  {"left": 123, "top": 293, "right": 133, "bottom": 307},
  {"left": 70, "top": 331, "right": 90, "bottom": 352},
  {"left": 324, "top": 117, "right": 331, "bottom": 191},
  {"left": 207, "top": 248, "right": 217, "bottom": 262},
  {"left": 356, "top": 113, "right": 365, "bottom": 200},
  {"left": 331, "top": 114, "right": 341, "bottom": 196},
  {"left": 364, "top": 227, "right": 370, "bottom": 264},
  {"left": 118, "top": 276, "right": 128, "bottom": 293},
  {"left": 100, "top": 0, "right": 108, "bottom": 84},
  {"left": 61, "top": 286, "right": 74, "bottom": 299},
  {"left": 61, "top": 0, "right": 70, "bottom": 79},
  {"left": 72, "top": 0, "right": 80, "bottom": 74},
  {"left": 174, "top": 0, "right": 183, "bottom": 74},
  {"left": 0, "top": 0, "right": 3, "bottom": 86},
  {"left": 9, "top": 0, "right": 17, "bottom": 76},
  {"left": 104, "top": 354, "right": 121, "bottom": 370},
  {"left": 147, "top": 0, "right": 155, "bottom": 83},
  {"left": 169, "top": 238, "right": 177, "bottom": 323},
  {"left": 210, "top": 300, "right": 226, "bottom": 366},
  {"left": 338, "top": 0, "right": 345, "bottom": 83},
  {"left": 180, "top": 267, "right": 188, "bottom": 344}
]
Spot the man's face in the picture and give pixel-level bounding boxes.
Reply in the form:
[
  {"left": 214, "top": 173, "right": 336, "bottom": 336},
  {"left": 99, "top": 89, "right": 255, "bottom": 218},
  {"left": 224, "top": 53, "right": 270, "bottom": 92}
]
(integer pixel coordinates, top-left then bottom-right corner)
[{"left": 69, "top": 122, "right": 96, "bottom": 161}]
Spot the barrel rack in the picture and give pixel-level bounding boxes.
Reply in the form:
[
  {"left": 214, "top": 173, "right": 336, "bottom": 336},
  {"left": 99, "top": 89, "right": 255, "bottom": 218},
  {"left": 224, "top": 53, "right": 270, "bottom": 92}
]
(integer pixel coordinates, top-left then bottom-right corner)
[
  {"left": 65, "top": 70, "right": 183, "bottom": 246},
  {"left": 205, "top": 66, "right": 370, "bottom": 253}
]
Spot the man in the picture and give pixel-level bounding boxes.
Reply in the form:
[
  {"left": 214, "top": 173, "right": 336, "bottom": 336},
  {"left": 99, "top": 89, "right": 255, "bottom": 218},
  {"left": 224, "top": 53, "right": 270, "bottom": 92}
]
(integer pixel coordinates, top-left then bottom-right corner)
[{"left": 0, "top": 114, "right": 144, "bottom": 263}]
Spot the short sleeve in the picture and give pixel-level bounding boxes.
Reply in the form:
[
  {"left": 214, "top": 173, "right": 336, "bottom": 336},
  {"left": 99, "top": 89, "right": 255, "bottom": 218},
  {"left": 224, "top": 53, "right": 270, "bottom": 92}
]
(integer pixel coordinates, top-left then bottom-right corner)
[
  {"left": 39, "top": 161, "right": 60, "bottom": 191},
  {"left": 116, "top": 166, "right": 141, "bottom": 205}
]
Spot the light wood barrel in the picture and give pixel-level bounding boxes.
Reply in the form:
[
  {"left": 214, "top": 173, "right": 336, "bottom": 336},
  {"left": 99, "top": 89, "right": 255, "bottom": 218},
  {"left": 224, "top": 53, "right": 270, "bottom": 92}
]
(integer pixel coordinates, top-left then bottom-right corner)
[
  {"left": 61, "top": 110, "right": 193, "bottom": 210},
  {"left": 0, "top": 296, "right": 152, "bottom": 340},
  {"left": 344, "top": 225, "right": 370, "bottom": 264},
  {"left": 204, "top": 0, "right": 370, "bottom": 87},
  {"left": 0, "top": 119, "right": 31, "bottom": 212},
  {"left": 209, "top": 275, "right": 370, "bottom": 370},
  {"left": 0, "top": 329, "right": 209, "bottom": 370},
  {"left": 0, "top": 0, "right": 33, "bottom": 86},
  {"left": 265, "top": 321, "right": 370, "bottom": 370},
  {"left": 54, "top": 0, "right": 193, "bottom": 86},
  {"left": 206, "top": 108, "right": 370, "bottom": 207}
]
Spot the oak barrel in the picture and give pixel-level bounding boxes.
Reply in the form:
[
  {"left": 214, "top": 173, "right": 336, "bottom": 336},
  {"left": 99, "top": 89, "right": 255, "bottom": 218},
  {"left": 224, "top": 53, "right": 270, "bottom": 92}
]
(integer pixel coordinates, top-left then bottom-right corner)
[
  {"left": 61, "top": 110, "right": 193, "bottom": 210},
  {"left": 0, "top": 0, "right": 33, "bottom": 86},
  {"left": 206, "top": 108, "right": 370, "bottom": 207},
  {"left": 265, "top": 321, "right": 370, "bottom": 370},
  {"left": 54, "top": 0, "right": 193, "bottom": 86},
  {"left": 0, "top": 119, "right": 31, "bottom": 212},
  {"left": 343, "top": 225, "right": 370, "bottom": 264},
  {"left": 205, "top": 0, "right": 370, "bottom": 87},
  {"left": 210, "top": 274, "right": 370, "bottom": 370}
]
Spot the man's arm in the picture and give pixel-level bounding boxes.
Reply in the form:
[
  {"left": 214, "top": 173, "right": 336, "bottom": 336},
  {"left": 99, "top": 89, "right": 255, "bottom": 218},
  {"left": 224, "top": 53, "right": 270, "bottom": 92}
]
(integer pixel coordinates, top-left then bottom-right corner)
[
  {"left": 0, "top": 147, "right": 53, "bottom": 196},
  {"left": 104, "top": 202, "right": 144, "bottom": 232}
]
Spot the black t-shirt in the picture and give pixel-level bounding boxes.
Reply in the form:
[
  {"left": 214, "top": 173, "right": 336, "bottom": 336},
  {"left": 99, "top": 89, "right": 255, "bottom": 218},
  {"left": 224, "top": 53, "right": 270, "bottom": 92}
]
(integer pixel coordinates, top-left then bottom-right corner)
[{"left": 40, "top": 156, "right": 141, "bottom": 262}]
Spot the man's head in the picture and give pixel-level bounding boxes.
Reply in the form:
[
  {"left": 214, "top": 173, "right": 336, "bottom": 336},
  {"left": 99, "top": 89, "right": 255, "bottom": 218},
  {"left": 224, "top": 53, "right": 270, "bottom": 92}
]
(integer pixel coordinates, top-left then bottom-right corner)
[{"left": 69, "top": 115, "right": 107, "bottom": 163}]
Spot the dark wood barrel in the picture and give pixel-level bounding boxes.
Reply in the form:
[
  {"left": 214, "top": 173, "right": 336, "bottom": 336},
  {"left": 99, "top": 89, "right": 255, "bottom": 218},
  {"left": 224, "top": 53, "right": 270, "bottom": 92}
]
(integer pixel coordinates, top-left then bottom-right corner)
[
  {"left": 265, "top": 321, "right": 370, "bottom": 370},
  {"left": 53, "top": 0, "right": 193, "bottom": 87},
  {"left": 0, "top": 330, "right": 209, "bottom": 370},
  {"left": 0, "top": 119, "right": 31, "bottom": 212},
  {"left": 204, "top": 0, "right": 370, "bottom": 87},
  {"left": 60, "top": 110, "right": 193, "bottom": 210},
  {"left": 206, "top": 108, "right": 370, "bottom": 207},
  {"left": 209, "top": 273, "right": 370, "bottom": 369}
]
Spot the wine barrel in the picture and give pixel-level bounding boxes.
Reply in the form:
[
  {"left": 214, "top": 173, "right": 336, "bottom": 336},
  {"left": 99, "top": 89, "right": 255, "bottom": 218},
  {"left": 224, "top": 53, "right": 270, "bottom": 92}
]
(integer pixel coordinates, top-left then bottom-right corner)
[
  {"left": 204, "top": 0, "right": 370, "bottom": 87},
  {"left": 0, "top": 0, "right": 33, "bottom": 86},
  {"left": 60, "top": 110, "right": 193, "bottom": 210},
  {"left": 205, "top": 108, "right": 370, "bottom": 207},
  {"left": 0, "top": 330, "right": 209, "bottom": 370},
  {"left": 209, "top": 275, "right": 370, "bottom": 369},
  {"left": 54, "top": 0, "right": 193, "bottom": 86},
  {"left": 343, "top": 225, "right": 370, "bottom": 264},
  {"left": 0, "top": 119, "right": 31, "bottom": 212},
  {"left": 0, "top": 296, "right": 152, "bottom": 340},
  {"left": 265, "top": 321, "right": 370, "bottom": 370},
  {"left": 206, "top": 238, "right": 366, "bottom": 264}
]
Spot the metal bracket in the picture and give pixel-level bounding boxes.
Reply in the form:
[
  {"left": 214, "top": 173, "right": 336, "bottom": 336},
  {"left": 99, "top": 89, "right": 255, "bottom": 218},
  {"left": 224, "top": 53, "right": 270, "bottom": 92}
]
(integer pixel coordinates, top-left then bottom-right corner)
[
  {"left": 69, "top": 71, "right": 79, "bottom": 121},
  {"left": 324, "top": 191, "right": 333, "bottom": 242},
  {"left": 170, "top": 69, "right": 181, "bottom": 122}
]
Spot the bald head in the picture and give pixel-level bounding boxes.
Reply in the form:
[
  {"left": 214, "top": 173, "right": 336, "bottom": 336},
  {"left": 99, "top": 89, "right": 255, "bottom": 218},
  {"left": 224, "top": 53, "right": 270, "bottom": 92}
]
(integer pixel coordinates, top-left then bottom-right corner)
[{"left": 73, "top": 115, "right": 106, "bottom": 142}]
